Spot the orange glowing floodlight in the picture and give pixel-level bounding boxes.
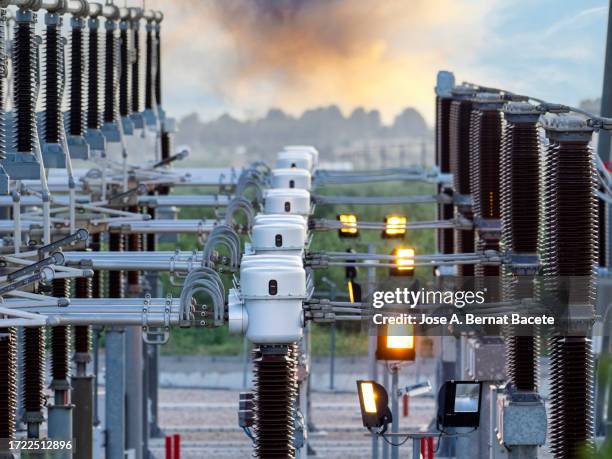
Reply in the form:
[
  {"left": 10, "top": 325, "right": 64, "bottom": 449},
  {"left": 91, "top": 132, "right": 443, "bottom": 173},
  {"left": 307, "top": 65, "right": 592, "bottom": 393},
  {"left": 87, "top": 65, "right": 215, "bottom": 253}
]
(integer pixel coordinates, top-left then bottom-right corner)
[
  {"left": 383, "top": 214, "right": 407, "bottom": 238},
  {"left": 376, "top": 323, "right": 416, "bottom": 361},
  {"left": 390, "top": 247, "right": 415, "bottom": 276},
  {"left": 337, "top": 214, "right": 359, "bottom": 238}
]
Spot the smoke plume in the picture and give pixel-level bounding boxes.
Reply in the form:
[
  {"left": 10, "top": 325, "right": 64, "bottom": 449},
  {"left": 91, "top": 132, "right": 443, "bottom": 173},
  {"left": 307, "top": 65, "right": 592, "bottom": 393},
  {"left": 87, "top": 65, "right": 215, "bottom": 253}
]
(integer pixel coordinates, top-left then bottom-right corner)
[{"left": 145, "top": 0, "right": 491, "bottom": 123}]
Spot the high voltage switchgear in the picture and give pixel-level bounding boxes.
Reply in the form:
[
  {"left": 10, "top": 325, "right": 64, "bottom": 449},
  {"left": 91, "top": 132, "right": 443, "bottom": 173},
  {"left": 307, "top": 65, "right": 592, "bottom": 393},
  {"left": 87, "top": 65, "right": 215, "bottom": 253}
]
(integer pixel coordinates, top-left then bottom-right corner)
[{"left": 0, "top": 1, "right": 608, "bottom": 456}]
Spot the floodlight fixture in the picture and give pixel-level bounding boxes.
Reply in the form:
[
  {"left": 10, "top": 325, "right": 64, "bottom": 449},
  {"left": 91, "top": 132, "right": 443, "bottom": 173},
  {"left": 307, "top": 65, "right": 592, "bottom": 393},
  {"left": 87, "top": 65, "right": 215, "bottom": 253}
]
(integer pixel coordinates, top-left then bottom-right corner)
[
  {"left": 390, "top": 247, "right": 415, "bottom": 276},
  {"left": 436, "top": 380, "right": 483, "bottom": 429},
  {"left": 383, "top": 214, "right": 407, "bottom": 238},
  {"left": 338, "top": 213, "right": 359, "bottom": 238},
  {"left": 356, "top": 380, "right": 393, "bottom": 433}
]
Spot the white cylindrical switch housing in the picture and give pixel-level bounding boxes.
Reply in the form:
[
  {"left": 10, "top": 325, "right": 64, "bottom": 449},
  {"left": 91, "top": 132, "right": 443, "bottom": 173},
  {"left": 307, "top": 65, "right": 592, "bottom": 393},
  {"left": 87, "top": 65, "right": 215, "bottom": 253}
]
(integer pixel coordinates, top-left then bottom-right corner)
[
  {"left": 283, "top": 145, "right": 319, "bottom": 169},
  {"left": 240, "top": 255, "right": 306, "bottom": 344},
  {"left": 240, "top": 254, "right": 304, "bottom": 272},
  {"left": 254, "top": 214, "right": 308, "bottom": 231},
  {"left": 251, "top": 221, "right": 306, "bottom": 255},
  {"left": 264, "top": 189, "right": 311, "bottom": 216},
  {"left": 276, "top": 150, "right": 313, "bottom": 171},
  {"left": 271, "top": 168, "right": 312, "bottom": 191}
]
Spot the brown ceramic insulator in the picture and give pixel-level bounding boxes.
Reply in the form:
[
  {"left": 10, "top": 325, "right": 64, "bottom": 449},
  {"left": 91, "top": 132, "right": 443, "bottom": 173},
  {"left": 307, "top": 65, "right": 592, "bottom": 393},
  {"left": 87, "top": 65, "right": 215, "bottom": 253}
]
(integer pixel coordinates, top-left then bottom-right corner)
[
  {"left": 13, "top": 17, "right": 36, "bottom": 154},
  {"left": 51, "top": 326, "right": 70, "bottom": 382},
  {"left": 436, "top": 96, "right": 454, "bottom": 255},
  {"left": 548, "top": 336, "right": 594, "bottom": 458},
  {"left": 161, "top": 130, "right": 172, "bottom": 162},
  {"left": 500, "top": 110, "right": 541, "bottom": 392},
  {"left": 449, "top": 99, "right": 473, "bottom": 195},
  {"left": 119, "top": 23, "right": 132, "bottom": 117},
  {"left": 127, "top": 206, "right": 142, "bottom": 287},
  {"left": 500, "top": 119, "right": 540, "bottom": 255},
  {"left": 540, "top": 122, "right": 597, "bottom": 458},
  {"left": 90, "top": 233, "right": 102, "bottom": 298},
  {"left": 50, "top": 279, "right": 71, "bottom": 382},
  {"left": 108, "top": 232, "right": 125, "bottom": 299},
  {"left": 74, "top": 276, "right": 92, "bottom": 354},
  {"left": 0, "top": 328, "right": 17, "bottom": 441},
  {"left": 146, "top": 196, "right": 156, "bottom": 251},
  {"left": 539, "top": 139, "right": 598, "bottom": 305},
  {"left": 505, "top": 335, "right": 539, "bottom": 393},
  {"left": 104, "top": 25, "right": 119, "bottom": 124},
  {"left": 598, "top": 196, "right": 608, "bottom": 267},
  {"left": 252, "top": 344, "right": 298, "bottom": 458},
  {"left": 22, "top": 327, "right": 45, "bottom": 413},
  {"left": 87, "top": 20, "right": 102, "bottom": 130},
  {"left": 469, "top": 108, "right": 502, "bottom": 220},
  {"left": 69, "top": 20, "right": 86, "bottom": 137},
  {"left": 144, "top": 23, "right": 155, "bottom": 110},
  {"left": 436, "top": 96, "right": 452, "bottom": 173}
]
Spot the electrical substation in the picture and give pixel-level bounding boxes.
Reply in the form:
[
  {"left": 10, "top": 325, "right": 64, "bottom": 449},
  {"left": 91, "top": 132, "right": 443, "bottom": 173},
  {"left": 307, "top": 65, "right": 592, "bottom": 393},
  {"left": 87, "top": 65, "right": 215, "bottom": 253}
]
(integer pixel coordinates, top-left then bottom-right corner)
[{"left": 0, "top": 1, "right": 610, "bottom": 459}]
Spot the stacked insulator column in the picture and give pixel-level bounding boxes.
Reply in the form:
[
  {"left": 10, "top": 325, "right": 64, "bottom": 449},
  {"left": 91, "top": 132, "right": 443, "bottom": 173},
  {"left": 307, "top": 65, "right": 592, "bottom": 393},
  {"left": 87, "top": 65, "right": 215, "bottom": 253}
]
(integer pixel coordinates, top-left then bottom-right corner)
[
  {"left": 68, "top": 16, "right": 86, "bottom": 138},
  {"left": 435, "top": 94, "right": 454, "bottom": 256},
  {"left": 14, "top": 8, "right": 45, "bottom": 439},
  {"left": 22, "top": 326, "right": 45, "bottom": 438},
  {"left": 119, "top": 9, "right": 132, "bottom": 120},
  {"left": 597, "top": 187, "right": 610, "bottom": 267},
  {"left": 468, "top": 93, "right": 504, "bottom": 300},
  {"left": 0, "top": 9, "right": 6, "bottom": 163},
  {"left": 154, "top": 13, "right": 162, "bottom": 109},
  {"left": 74, "top": 276, "right": 93, "bottom": 364},
  {"left": 50, "top": 279, "right": 71, "bottom": 397},
  {"left": 500, "top": 102, "right": 542, "bottom": 393},
  {"left": 103, "top": 7, "right": 120, "bottom": 130},
  {"left": 158, "top": 128, "right": 173, "bottom": 195},
  {"left": 90, "top": 232, "right": 102, "bottom": 299},
  {"left": 73, "top": 252, "right": 94, "bottom": 459},
  {"left": 43, "top": 13, "right": 63, "bottom": 147},
  {"left": 161, "top": 127, "right": 172, "bottom": 161},
  {"left": 131, "top": 9, "right": 142, "bottom": 115},
  {"left": 0, "top": 10, "right": 12, "bottom": 452},
  {"left": 126, "top": 211, "right": 142, "bottom": 295},
  {"left": 144, "top": 13, "right": 156, "bottom": 113},
  {"left": 13, "top": 10, "right": 37, "bottom": 156},
  {"left": 87, "top": 5, "right": 103, "bottom": 132},
  {"left": 449, "top": 86, "right": 476, "bottom": 276},
  {"left": 0, "top": 327, "right": 16, "bottom": 456},
  {"left": 252, "top": 344, "right": 298, "bottom": 458},
  {"left": 540, "top": 115, "right": 598, "bottom": 458},
  {"left": 108, "top": 231, "right": 125, "bottom": 299}
]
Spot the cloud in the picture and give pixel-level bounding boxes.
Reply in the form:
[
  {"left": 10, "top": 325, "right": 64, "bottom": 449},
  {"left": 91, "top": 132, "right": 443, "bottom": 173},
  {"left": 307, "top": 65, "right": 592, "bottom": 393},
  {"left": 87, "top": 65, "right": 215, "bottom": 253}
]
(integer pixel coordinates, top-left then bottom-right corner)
[
  {"left": 144, "top": 0, "right": 607, "bottom": 126},
  {"left": 145, "top": 0, "right": 492, "bottom": 124}
]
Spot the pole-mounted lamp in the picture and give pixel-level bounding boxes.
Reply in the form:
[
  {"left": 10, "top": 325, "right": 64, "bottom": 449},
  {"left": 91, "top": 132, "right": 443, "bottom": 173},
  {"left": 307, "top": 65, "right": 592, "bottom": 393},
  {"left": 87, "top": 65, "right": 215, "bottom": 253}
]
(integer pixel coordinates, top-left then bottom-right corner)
[
  {"left": 390, "top": 247, "right": 415, "bottom": 276},
  {"left": 376, "top": 323, "right": 415, "bottom": 361},
  {"left": 337, "top": 213, "right": 359, "bottom": 238},
  {"left": 436, "top": 380, "right": 483, "bottom": 429},
  {"left": 383, "top": 214, "right": 407, "bottom": 238},
  {"left": 356, "top": 380, "right": 393, "bottom": 433}
]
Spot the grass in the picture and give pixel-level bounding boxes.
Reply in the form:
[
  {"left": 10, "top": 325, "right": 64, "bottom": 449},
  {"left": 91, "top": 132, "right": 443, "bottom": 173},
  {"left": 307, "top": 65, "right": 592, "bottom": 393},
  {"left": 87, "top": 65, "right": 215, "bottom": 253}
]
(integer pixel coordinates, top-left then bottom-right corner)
[{"left": 157, "top": 180, "right": 436, "bottom": 356}]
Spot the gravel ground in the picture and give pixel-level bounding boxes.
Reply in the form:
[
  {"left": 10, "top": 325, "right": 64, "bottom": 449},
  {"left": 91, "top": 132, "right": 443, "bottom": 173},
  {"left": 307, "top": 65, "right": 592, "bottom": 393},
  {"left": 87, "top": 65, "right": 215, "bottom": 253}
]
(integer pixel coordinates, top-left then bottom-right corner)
[{"left": 150, "top": 388, "right": 435, "bottom": 458}]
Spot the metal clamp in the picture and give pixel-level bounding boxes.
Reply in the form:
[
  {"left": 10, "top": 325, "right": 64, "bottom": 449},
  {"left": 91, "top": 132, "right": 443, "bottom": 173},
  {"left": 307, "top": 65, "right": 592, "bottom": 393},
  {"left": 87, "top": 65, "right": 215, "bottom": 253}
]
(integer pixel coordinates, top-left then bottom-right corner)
[{"left": 141, "top": 293, "right": 170, "bottom": 345}]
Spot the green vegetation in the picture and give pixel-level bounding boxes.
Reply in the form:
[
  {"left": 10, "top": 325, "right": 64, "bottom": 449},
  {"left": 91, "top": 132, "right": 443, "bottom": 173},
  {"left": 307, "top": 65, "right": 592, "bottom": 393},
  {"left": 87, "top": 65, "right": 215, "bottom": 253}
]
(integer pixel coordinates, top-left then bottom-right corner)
[{"left": 160, "top": 180, "right": 436, "bottom": 356}]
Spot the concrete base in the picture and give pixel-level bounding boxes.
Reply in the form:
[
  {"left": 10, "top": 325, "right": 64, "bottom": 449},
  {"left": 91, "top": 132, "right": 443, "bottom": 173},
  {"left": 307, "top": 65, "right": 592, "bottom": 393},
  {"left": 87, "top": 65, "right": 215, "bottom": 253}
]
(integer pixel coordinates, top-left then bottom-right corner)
[{"left": 48, "top": 404, "right": 73, "bottom": 459}]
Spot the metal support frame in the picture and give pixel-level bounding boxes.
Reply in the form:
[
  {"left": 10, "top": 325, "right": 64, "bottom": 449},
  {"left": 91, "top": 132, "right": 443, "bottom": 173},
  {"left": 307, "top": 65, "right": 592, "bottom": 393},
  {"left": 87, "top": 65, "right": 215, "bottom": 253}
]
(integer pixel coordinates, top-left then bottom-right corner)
[{"left": 105, "top": 327, "right": 126, "bottom": 459}]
